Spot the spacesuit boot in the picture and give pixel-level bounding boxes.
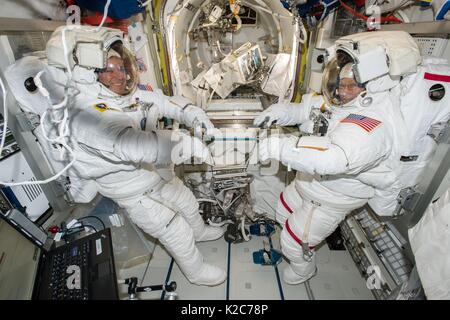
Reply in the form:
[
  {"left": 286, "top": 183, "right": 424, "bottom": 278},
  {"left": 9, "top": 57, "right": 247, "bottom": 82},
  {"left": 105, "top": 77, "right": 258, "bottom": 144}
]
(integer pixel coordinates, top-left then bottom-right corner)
[
  {"left": 155, "top": 214, "right": 227, "bottom": 286},
  {"left": 279, "top": 220, "right": 320, "bottom": 285},
  {"left": 282, "top": 261, "right": 318, "bottom": 285},
  {"left": 188, "top": 263, "right": 227, "bottom": 286}
]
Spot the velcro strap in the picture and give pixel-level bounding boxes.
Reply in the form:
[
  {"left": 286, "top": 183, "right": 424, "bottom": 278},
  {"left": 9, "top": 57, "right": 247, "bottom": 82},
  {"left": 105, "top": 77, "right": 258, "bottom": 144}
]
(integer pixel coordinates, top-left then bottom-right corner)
[{"left": 285, "top": 220, "right": 315, "bottom": 250}]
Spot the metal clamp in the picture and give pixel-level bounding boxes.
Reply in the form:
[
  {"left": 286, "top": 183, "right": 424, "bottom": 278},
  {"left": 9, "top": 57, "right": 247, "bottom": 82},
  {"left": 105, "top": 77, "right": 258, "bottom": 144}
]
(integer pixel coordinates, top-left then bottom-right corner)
[
  {"left": 311, "top": 112, "right": 329, "bottom": 137},
  {"left": 395, "top": 187, "right": 422, "bottom": 216},
  {"left": 427, "top": 121, "right": 450, "bottom": 144},
  {"left": 301, "top": 242, "right": 314, "bottom": 262},
  {"left": 122, "top": 277, "right": 177, "bottom": 300},
  {"left": 15, "top": 112, "right": 40, "bottom": 132}
]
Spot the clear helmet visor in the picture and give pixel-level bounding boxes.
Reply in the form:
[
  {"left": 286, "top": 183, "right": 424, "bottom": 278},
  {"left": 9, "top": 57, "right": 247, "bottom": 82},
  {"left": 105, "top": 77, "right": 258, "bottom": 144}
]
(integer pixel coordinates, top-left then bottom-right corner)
[
  {"left": 322, "top": 50, "right": 364, "bottom": 106},
  {"left": 97, "top": 41, "right": 138, "bottom": 96}
]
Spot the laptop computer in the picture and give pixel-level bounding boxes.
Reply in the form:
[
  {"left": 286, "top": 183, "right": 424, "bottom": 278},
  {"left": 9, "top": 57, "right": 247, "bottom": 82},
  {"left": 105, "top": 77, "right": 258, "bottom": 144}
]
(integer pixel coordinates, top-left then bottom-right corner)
[{"left": 0, "top": 210, "right": 119, "bottom": 300}]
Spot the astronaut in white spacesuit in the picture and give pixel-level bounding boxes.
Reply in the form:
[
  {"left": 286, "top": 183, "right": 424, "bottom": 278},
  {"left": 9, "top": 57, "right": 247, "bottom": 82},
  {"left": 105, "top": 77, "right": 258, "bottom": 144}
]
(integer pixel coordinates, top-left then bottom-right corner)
[
  {"left": 42, "top": 26, "right": 227, "bottom": 286},
  {"left": 254, "top": 31, "right": 424, "bottom": 285}
]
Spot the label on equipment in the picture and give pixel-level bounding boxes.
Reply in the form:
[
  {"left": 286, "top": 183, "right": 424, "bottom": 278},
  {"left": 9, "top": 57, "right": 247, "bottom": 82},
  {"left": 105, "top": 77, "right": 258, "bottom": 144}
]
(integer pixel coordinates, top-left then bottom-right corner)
[
  {"left": 95, "top": 239, "right": 102, "bottom": 256},
  {"left": 54, "top": 232, "right": 63, "bottom": 242}
]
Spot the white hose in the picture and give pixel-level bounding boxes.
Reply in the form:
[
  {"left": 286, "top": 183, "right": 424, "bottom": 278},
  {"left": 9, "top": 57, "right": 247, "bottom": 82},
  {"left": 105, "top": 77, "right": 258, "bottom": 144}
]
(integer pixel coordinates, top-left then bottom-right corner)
[
  {"left": 207, "top": 218, "right": 233, "bottom": 227},
  {"left": 0, "top": 75, "right": 9, "bottom": 160},
  {"left": 208, "top": 87, "right": 216, "bottom": 105},
  {"left": 394, "top": 9, "right": 410, "bottom": 23},
  {"left": 185, "top": 4, "right": 204, "bottom": 80},
  {"left": 0, "top": 74, "right": 76, "bottom": 187},
  {"left": 140, "top": 0, "right": 152, "bottom": 7},
  {"left": 223, "top": 193, "right": 243, "bottom": 210},
  {"left": 241, "top": 216, "right": 250, "bottom": 241},
  {"left": 0, "top": 0, "right": 114, "bottom": 187},
  {"left": 95, "top": 0, "right": 112, "bottom": 32},
  {"left": 2, "top": 151, "right": 77, "bottom": 187},
  {"left": 298, "top": 19, "right": 308, "bottom": 44},
  {"left": 216, "top": 41, "right": 231, "bottom": 56},
  {"left": 233, "top": 14, "right": 242, "bottom": 32}
]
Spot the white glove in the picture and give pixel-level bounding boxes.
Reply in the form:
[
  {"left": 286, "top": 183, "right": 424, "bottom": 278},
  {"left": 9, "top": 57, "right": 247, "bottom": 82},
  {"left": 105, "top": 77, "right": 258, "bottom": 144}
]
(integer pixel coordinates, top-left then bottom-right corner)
[
  {"left": 258, "top": 135, "right": 298, "bottom": 163},
  {"left": 156, "top": 130, "right": 214, "bottom": 166},
  {"left": 299, "top": 120, "right": 315, "bottom": 134},
  {"left": 254, "top": 93, "right": 325, "bottom": 127},
  {"left": 172, "top": 131, "right": 214, "bottom": 165},
  {"left": 253, "top": 103, "right": 303, "bottom": 127},
  {"left": 143, "top": 92, "right": 216, "bottom": 135},
  {"left": 183, "top": 105, "right": 216, "bottom": 136}
]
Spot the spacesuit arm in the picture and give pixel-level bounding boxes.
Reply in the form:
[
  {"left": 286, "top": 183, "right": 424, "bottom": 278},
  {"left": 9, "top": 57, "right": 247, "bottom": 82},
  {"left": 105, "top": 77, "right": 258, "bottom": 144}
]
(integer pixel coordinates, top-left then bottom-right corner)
[
  {"left": 112, "top": 127, "right": 159, "bottom": 164},
  {"left": 113, "top": 127, "right": 213, "bottom": 166},
  {"left": 279, "top": 120, "right": 391, "bottom": 176},
  {"left": 134, "top": 89, "right": 214, "bottom": 134},
  {"left": 253, "top": 93, "right": 324, "bottom": 127},
  {"left": 280, "top": 141, "right": 349, "bottom": 175},
  {"left": 133, "top": 89, "right": 186, "bottom": 122}
]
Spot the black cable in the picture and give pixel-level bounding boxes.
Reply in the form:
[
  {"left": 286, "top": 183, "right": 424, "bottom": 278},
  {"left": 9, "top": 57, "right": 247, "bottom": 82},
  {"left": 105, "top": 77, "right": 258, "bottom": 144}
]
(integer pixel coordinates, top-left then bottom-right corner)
[
  {"left": 62, "top": 223, "right": 97, "bottom": 243},
  {"left": 80, "top": 223, "right": 98, "bottom": 233},
  {"left": 77, "top": 215, "right": 106, "bottom": 230}
]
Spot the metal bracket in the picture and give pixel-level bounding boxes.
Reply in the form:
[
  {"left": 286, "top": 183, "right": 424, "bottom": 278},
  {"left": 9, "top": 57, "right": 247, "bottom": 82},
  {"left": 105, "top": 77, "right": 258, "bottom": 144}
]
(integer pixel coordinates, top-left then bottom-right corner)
[
  {"left": 15, "top": 112, "right": 40, "bottom": 132},
  {"left": 310, "top": 111, "right": 329, "bottom": 136},
  {"left": 301, "top": 242, "right": 314, "bottom": 262},
  {"left": 427, "top": 121, "right": 450, "bottom": 144},
  {"left": 151, "top": 23, "right": 160, "bottom": 34},
  {"left": 395, "top": 187, "right": 422, "bottom": 216}
]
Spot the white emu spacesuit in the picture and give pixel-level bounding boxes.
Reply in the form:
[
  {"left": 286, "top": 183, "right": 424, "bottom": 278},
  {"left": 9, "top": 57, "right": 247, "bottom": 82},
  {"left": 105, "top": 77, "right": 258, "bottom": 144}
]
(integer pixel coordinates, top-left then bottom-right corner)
[
  {"left": 12, "top": 26, "right": 228, "bottom": 286},
  {"left": 254, "top": 31, "right": 445, "bottom": 285}
]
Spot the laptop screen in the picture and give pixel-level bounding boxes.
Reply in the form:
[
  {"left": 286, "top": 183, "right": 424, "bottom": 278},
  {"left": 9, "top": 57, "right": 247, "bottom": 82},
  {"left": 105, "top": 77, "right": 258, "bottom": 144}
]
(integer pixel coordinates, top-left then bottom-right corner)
[{"left": 0, "top": 219, "right": 40, "bottom": 299}]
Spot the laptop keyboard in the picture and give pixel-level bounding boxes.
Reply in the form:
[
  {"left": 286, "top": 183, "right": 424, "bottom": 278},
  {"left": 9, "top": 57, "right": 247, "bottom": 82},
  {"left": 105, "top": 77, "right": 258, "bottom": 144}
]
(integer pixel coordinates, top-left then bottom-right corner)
[{"left": 48, "top": 242, "right": 90, "bottom": 300}]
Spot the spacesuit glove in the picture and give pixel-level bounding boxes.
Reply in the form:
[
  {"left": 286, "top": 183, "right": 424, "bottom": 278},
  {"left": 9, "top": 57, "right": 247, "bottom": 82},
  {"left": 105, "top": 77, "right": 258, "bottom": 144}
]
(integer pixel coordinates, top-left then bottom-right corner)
[
  {"left": 258, "top": 134, "right": 299, "bottom": 163},
  {"left": 156, "top": 130, "right": 214, "bottom": 166},
  {"left": 183, "top": 105, "right": 216, "bottom": 136},
  {"left": 253, "top": 103, "right": 303, "bottom": 127}
]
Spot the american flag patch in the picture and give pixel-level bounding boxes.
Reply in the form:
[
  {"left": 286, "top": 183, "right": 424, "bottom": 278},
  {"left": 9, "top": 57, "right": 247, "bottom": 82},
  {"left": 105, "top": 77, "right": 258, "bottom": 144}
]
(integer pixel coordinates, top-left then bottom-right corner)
[
  {"left": 340, "top": 114, "right": 382, "bottom": 132},
  {"left": 138, "top": 83, "right": 153, "bottom": 91}
]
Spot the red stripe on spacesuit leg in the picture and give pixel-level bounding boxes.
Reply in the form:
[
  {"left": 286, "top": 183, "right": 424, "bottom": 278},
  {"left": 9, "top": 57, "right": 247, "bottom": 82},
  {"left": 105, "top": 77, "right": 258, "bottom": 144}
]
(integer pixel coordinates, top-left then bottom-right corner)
[
  {"left": 424, "top": 72, "right": 450, "bottom": 83},
  {"left": 285, "top": 220, "right": 315, "bottom": 250},
  {"left": 280, "top": 192, "right": 293, "bottom": 214}
]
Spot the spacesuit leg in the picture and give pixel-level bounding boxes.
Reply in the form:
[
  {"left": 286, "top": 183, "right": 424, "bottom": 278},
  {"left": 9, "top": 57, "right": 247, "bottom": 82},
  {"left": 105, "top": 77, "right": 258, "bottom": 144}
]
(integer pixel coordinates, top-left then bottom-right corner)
[
  {"left": 124, "top": 194, "right": 227, "bottom": 286},
  {"left": 159, "top": 177, "right": 225, "bottom": 242},
  {"left": 279, "top": 194, "right": 348, "bottom": 284},
  {"left": 276, "top": 182, "right": 303, "bottom": 225}
]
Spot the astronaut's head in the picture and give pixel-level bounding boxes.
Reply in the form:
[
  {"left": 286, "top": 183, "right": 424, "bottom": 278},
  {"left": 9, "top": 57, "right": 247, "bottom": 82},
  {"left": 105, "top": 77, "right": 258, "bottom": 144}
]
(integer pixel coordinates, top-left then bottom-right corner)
[
  {"left": 98, "top": 53, "right": 127, "bottom": 95},
  {"left": 96, "top": 42, "right": 139, "bottom": 96},
  {"left": 322, "top": 50, "right": 366, "bottom": 107},
  {"left": 46, "top": 26, "right": 139, "bottom": 98},
  {"left": 322, "top": 31, "right": 422, "bottom": 106},
  {"left": 337, "top": 63, "right": 365, "bottom": 105}
]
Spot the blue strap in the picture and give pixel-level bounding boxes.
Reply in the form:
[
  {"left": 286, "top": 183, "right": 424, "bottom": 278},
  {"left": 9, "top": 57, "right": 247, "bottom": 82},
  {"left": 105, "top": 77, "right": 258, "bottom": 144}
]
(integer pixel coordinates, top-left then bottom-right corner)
[{"left": 436, "top": 1, "right": 450, "bottom": 20}]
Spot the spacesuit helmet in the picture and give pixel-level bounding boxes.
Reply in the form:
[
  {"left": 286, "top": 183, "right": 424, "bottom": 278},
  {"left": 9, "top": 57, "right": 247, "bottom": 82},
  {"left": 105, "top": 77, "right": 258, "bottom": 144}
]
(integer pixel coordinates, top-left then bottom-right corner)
[
  {"left": 46, "top": 26, "right": 139, "bottom": 97},
  {"left": 322, "top": 50, "right": 366, "bottom": 107},
  {"left": 96, "top": 41, "right": 139, "bottom": 96}
]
